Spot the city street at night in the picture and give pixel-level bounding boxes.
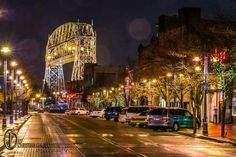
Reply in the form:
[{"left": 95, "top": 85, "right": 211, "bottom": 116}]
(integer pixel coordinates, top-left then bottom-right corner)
[
  {"left": 1, "top": 113, "right": 236, "bottom": 157},
  {"left": 1, "top": 1, "right": 236, "bottom": 156}
]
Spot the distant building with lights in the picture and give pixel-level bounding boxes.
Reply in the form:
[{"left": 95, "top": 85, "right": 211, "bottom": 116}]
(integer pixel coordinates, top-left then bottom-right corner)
[{"left": 83, "top": 63, "right": 126, "bottom": 89}]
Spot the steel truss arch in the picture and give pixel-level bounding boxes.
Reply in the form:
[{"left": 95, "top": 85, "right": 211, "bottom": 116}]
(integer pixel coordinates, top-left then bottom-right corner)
[{"left": 44, "top": 20, "right": 96, "bottom": 92}]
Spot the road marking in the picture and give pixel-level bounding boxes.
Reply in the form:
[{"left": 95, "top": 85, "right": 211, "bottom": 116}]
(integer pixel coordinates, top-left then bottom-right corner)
[
  {"left": 55, "top": 115, "right": 148, "bottom": 157},
  {"left": 74, "top": 144, "right": 87, "bottom": 157}
]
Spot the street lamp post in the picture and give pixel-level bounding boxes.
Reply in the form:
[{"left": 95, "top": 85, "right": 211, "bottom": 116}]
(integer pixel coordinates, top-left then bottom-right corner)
[
  {"left": 19, "top": 76, "right": 25, "bottom": 117},
  {"left": 202, "top": 51, "right": 209, "bottom": 136},
  {"left": 1, "top": 47, "right": 11, "bottom": 128},
  {"left": 9, "top": 61, "right": 17, "bottom": 124},
  {"left": 166, "top": 72, "right": 172, "bottom": 107},
  {"left": 15, "top": 70, "right": 22, "bottom": 119}
]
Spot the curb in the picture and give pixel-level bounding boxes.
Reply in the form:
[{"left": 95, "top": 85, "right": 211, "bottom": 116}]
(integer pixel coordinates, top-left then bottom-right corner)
[
  {"left": 14, "top": 115, "right": 32, "bottom": 133},
  {"left": 177, "top": 131, "right": 236, "bottom": 146},
  {"left": 0, "top": 114, "right": 32, "bottom": 152}
]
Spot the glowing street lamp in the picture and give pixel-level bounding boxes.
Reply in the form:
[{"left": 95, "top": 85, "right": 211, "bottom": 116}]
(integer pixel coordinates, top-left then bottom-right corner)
[
  {"left": 20, "top": 76, "right": 25, "bottom": 80},
  {"left": 195, "top": 66, "right": 201, "bottom": 72},
  {"left": 142, "top": 79, "right": 147, "bottom": 83},
  {"left": 1, "top": 47, "right": 11, "bottom": 54},
  {"left": 152, "top": 79, "right": 157, "bottom": 83},
  {"left": 36, "top": 93, "right": 41, "bottom": 99},
  {"left": 166, "top": 72, "right": 172, "bottom": 77},
  {"left": 16, "top": 70, "right": 22, "bottom": 75},
  {"left": 193, "top": 56, "right": 200, "bottom": 62},
  {"left": 10, "top": 61, "right": 17, "bottom": 67}
]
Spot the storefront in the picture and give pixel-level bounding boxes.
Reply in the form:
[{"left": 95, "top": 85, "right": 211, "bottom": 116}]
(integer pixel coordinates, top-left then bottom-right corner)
[{"left": 207, "top": 91, "right": 222, "bottom": 124}]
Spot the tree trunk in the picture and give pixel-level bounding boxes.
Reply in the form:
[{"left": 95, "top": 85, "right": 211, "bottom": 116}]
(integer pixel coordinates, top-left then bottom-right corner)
[
  {"left": 221, "top": 92, "right": 226, "bottom": 137},
  {"left": 166, "top": 84, "right": 170, "bottom": 107},
  {"left": 180, "top": 90, "right": 183, "bottom": 108},
  {"left": 193, "top": 107, "right": 197, "bottom": 134}
]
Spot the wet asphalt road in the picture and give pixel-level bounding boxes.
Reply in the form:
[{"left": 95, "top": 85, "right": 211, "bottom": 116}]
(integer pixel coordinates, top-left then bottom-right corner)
[{"left": 2, "top": 113, "right": 236, "bottom": 157}]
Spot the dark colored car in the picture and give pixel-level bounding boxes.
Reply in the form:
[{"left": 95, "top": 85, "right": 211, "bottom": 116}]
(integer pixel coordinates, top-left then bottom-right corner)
[
  {"left": 38, "top": 108, "right": 45, "bottom": 113},
  {"left": 148, "top": 108, "right": 200, "bottom": 131},
  {"left": 104, "top": 106, "right": 122, "bottom": 121}
]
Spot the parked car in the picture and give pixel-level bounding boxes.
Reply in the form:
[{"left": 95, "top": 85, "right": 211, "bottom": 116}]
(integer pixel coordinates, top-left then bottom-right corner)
[
  {"left": 38, "top": 108, "right": 45, "bottom": 113},
  {"left": 104, "top": 106, "right": 122, "bottom": 120},
  {"left": 129, "top": 111, "right": 149, "bottom": 127},
  {"left": 147, "top": 108, "right": 200, "bottom": 131},
  {"left": 49, "top": 107, "right": 65, "bottom": 113},
  {"left": 70, "top": 108, "right": 79, "bottom": 115},
  {"left": 65, "top": 109, "right": 71, "bottom": 115},
  {"left": 126, "top": 106, "right": 153, "bottom": 123},
  {"left": 77, "top": 108, "right": 90, "bottom": 115},
  {"left": 90, "top": 109, "right": 105, "bottom": 118},
  {"left": 118, "top": 108, "right": 128, "bottom": 123}
]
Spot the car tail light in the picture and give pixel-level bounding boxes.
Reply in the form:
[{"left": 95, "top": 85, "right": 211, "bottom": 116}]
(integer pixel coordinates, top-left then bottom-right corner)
[{"left": 162, "top": 116, "right": 169, "bottom": 123}]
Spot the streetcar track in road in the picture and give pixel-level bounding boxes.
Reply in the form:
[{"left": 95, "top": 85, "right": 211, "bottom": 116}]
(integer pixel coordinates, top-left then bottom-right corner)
[{"left": 51, "top": 115, "right": 148, "bottom": 157}]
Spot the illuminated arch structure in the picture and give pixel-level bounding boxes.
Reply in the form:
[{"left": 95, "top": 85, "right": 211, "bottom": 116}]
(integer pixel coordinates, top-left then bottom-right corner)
[{"left": 43, "top": 20, "right": 96, "bottom": 92}]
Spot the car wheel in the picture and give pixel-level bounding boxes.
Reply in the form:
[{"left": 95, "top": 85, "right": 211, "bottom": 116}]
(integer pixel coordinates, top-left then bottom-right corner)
[
  {"left": 138, "top": 124, "right": 144, "bottom": 128},
  {"left": 129, "top": 123, "right": 135, "bottom": 127},
  {"left": 105, "top": 117, "right": 110, "bottom": 120},
  {"left": 172, "top": 123, "right": 179, "bottom": 131}
]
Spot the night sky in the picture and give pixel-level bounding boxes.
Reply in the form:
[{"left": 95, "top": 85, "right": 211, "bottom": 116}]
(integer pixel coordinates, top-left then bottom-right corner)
[{"left": 0, "top": 0, "right": 236, "bottom": 87}]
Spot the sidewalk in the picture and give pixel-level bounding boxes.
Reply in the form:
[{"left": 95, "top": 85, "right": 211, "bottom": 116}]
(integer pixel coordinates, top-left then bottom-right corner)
[
  {"left": 178, "top": 123, "right": 236, "bottom": 146},
  {"left": 0, "top": 114, "right": 31, "bottom": 151}
]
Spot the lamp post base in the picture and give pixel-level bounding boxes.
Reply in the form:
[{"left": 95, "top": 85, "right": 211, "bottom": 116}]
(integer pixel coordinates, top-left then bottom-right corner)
[
  {"left": 2, "top": 118, "right": 7, "bottom": 128},
  {"left": 202, "top": 121, "right": 208, "bottom": 136},
  {"left": 10, "top": 114, "right": 14, "bottom": 124},
  {"left": 15, "top": 113, "right": 18, "bottom": 121}
]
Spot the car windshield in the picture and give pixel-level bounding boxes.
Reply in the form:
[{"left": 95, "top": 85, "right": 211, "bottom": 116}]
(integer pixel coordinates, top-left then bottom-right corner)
[
  {"left": 106, "top": 107, "right": 121, "bottom": 112},
  {"left": 72, "top": 108, "right": 78, "bottom": 110},
  {"left": 127, "top": 107, "right": 150, "bottom": 113},
  {"left": 106, "top": 107, "right": 114, "bottom": 112},
  {"left": 149, "top": 109, "right": 167, "bottom": 115}
]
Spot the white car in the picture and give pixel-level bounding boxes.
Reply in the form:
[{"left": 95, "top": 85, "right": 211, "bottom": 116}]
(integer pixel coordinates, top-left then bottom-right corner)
[
  {"left": 65, "top": 109, "right": 71, "bottom": 115},
  {"left": 119, "top": 108, "right": 128, "bottom": 123},
  {"left": 70, "top": 108, "right": 79, "bottom": 115},
  {"left": 126, "top": 106, "right": 153, "bottom": 123},
  {"left": 90, "top": 109, "right": 105, "bottom": 118},
  {"left": 77, "top": 108, "right": 90, "bottom": 115}
]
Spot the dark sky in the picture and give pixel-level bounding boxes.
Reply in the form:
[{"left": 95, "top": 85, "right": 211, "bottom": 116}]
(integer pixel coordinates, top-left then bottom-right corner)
[{"left": 0, "top": 0, "right": 236, "bottom": 87}]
